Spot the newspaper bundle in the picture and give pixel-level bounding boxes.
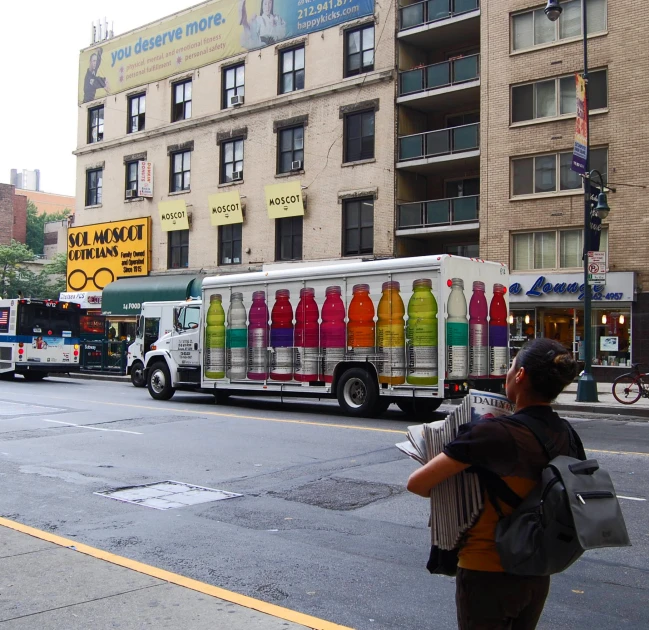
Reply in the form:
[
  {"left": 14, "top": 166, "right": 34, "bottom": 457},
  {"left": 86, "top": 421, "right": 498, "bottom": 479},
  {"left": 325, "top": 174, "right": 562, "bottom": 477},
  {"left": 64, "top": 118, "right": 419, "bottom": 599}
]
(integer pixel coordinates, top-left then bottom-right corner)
[{"left": 396, "top": 390, "right": 515, "bottom": 550}]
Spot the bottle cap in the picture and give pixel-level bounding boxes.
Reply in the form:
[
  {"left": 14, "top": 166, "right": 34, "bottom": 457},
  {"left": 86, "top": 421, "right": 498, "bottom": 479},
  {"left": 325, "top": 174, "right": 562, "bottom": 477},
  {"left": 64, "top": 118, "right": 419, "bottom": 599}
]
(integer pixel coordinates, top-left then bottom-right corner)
[
  {"left": 413, "top": 278, "right": 432, "bottom": 289},
  {"left": 382, "top": 281, "right": 400, "bottom": 291},
  {"left": 300, "top": 287, "right": 315, "bottom": 298},
  {"left": 352, "top": 283, "right": 370, "bottom": 293},
  {"left": 210, "top": 294, "right": 222, "bottom": 302},
  {"left": 231, "top": 292, "right": 243, "bottom": 301},
  {"left": 472, "top": 281, "right": 485, "bottom": 291},
  {"left": 275, "top": 289, "right": 290, "bottom": 298},
  {"left": 493, "top": 283, "right": 506, "bottom": 293},
  {"left": 252, "top": 290, "right": 266, "bottom": 301},
  {"left": 326, "top": 285, "right": 342, "bottom": 296},
  {"left": 450, "top": 278, "right": 464, "bottom": 289}
]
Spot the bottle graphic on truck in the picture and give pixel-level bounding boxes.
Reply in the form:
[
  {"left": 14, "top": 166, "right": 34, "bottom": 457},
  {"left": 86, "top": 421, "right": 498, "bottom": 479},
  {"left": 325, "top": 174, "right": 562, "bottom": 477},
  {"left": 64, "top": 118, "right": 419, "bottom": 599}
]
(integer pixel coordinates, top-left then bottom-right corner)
[{"left": 204, "top": 294, "right": 225, "bottom": 379}]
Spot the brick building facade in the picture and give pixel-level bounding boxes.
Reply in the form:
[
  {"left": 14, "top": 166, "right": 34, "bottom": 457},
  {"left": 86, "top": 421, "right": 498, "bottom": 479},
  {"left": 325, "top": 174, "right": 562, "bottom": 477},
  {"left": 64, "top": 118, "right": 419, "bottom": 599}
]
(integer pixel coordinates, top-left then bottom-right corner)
[{"left": 0, "top": 183, "right": 27, "bottom": 246}]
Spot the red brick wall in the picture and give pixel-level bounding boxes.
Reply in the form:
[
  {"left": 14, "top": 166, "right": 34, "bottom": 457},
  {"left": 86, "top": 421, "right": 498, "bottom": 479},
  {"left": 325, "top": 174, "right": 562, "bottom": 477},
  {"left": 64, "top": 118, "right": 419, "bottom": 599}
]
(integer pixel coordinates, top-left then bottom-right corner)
[
  {"left": 12, "top": 193, "right": 27, "bottom": 244},
  {"left": 0, "top": 184, "right": 28, "bottom": 245}
]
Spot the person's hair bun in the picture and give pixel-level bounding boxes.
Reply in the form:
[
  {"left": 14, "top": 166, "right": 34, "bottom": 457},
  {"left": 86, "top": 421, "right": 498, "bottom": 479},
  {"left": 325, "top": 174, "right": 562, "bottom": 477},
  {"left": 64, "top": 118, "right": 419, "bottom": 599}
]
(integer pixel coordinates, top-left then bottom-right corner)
[{"left": 553, "top": 352, "right": 578, "bottom": 384}]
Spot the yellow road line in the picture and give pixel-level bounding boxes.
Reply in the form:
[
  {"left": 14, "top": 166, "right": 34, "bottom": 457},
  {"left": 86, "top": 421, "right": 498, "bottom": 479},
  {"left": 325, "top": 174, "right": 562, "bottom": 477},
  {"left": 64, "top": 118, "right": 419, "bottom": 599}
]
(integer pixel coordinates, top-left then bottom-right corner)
[
  {"left": 0, "top": 517, "right": 354, "bottom": 630},
  {"left": 587, "top": 448, "right": 649, "bottom": 457},
  {"left": 35, "top": 394, "right": 406, "bottom": 434}
]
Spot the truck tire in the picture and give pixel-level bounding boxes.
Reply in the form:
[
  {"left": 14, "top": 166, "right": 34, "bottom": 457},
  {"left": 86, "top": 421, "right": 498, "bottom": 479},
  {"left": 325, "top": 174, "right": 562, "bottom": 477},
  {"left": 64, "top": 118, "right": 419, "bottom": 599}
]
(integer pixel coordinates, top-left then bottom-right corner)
[
  {"left": 396, "top": 398, "right": 443, "bottom": 420},
  {"left": 147, "top": 362, "right": 175, "bottom": 401},
  {"left": 336, "top": 367, "right": 379, "bottom": 418},
  {"left": 23, "top": 372, "right": 47, "bottom": 381},
  {"left": 130, "top": 361, "right": 146, "bottom": 387}
]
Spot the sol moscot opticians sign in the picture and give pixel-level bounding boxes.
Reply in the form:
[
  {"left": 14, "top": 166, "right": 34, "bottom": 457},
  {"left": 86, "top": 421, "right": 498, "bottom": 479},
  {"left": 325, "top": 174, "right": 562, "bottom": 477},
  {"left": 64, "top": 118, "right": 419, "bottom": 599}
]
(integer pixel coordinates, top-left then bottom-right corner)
[
  {"left": 67, "top": 218, "right": 150, "bottom": 292},
  {"left": 509, "top": 272, "right": 635, "bottom": 303}
]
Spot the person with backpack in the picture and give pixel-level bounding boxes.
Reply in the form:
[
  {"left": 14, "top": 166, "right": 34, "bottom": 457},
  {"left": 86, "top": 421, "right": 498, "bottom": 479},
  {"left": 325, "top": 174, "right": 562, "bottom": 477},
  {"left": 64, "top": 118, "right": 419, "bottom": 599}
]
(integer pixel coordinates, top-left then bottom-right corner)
[{"left": 407, "top": 338, "right": 585, "bottom": 630}]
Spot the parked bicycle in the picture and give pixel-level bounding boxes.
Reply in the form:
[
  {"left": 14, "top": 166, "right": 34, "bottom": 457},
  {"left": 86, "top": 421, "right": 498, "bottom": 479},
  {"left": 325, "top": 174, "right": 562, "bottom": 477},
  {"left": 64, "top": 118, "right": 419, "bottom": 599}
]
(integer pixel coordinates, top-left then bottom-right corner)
[{"left": 612, "top": 363, "right": 649, "bottom": 405}]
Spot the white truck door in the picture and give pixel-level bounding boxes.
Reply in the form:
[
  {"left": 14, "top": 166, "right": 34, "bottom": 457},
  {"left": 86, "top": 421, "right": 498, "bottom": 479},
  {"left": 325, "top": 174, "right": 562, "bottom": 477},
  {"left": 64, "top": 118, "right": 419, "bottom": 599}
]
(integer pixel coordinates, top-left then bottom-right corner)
[{"left": 171, "top": 305, "right": 201, "bottom": 367}]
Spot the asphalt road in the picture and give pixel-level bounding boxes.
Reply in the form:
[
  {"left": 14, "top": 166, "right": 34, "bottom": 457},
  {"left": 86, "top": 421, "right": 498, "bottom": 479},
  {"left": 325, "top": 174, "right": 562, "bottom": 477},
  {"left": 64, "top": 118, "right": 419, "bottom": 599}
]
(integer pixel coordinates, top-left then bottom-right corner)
[{"left": 0, "top": 376, "right": 647, "bottom": 630}]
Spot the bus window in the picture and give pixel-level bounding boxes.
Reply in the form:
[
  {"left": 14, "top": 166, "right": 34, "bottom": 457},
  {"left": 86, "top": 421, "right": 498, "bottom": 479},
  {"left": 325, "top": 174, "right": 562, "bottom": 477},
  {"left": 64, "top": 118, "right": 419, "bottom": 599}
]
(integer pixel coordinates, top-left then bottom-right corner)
[
  {"left": 17, "top": 303, "right": 80, "bottom": 338},
  {"left": 0, "top": 307, "right": 9, "bottom": 333}
]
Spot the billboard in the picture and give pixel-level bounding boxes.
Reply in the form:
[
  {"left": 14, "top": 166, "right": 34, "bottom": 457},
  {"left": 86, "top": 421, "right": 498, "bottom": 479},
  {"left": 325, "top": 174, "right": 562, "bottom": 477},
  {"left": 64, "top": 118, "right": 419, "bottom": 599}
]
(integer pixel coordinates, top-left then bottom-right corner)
[
  {"left": 67, "top": 218, "right": 150, "bottom": 292},
  {"left": 79, "top": 0, "right": 375, "bottom": 103},
  {"left": 265, "top": 180, "right": 304, "bottom": 218},
  {"left": 158, "top": 200, "right": 190, "bottom": 231},
  {"left": 209, "top": 190, "right": 244, "bottom": 226}
]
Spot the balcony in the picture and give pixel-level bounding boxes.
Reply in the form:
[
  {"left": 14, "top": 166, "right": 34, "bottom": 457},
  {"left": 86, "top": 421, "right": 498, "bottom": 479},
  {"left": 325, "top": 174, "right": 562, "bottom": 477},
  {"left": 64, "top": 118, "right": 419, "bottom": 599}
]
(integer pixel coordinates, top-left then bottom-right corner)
[
  {"left": 397, "top": 123, "right": 480, "bottom": 173},
  {"left": 397, "top": 195, "right": 480, "bottom": 235},
  {"left": 399, "top": 0, "right": 480, "bottom": 50},
  {"left": 398, "top": 55, "right": 480, "bottom": 110}
]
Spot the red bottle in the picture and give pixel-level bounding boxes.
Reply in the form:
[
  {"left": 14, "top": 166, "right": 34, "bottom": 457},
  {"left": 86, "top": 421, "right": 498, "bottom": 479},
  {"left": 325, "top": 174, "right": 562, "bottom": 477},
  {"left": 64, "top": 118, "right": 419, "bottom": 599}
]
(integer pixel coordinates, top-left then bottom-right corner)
[
  {"left": 320, "top": 286, "right": 346, "bottom": 383},
  {"left": 294, "top": 287, "right": 320, "bottom": 382},
  {"left": 489, "top": 283, "right": 509, "bottom": 377},
  {"left": 270, "top": 289, "right": 294, "bottom": 381}
]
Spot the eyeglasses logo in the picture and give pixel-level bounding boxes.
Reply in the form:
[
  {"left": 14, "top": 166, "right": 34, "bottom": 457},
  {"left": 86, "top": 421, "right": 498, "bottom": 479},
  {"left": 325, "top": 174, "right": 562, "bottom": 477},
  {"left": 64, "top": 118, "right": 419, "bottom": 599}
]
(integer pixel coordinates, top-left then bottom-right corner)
[{"left": 67, "top": 268, "right": 115, "bottom": 291}]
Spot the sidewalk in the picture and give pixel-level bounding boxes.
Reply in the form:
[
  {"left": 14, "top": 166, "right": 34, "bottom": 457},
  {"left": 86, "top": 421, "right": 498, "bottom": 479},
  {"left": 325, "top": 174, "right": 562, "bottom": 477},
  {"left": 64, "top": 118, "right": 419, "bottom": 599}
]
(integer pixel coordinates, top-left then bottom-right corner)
[
  {"left": 0, "top": 518, "right": 350, "bottom": 630},
  {"left": 554, "top": 382, "right": 649, "bottom": 419}
]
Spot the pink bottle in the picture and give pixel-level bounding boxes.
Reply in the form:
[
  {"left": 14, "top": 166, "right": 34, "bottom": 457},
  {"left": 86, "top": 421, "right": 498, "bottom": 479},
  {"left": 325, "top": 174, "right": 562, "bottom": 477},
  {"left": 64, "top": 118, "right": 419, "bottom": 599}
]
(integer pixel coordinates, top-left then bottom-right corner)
[
  {"left": 247, "top": 290, "right": 269, "bottom": 380},
  {"left": 469, "top": 281, "right": 489, "bottom": 378},
  {"left": 270, "top": 289, "right": 294, "bottom": 381},
  {"left": 294, "top": 287, "right": 320, "bottom": 382},
  {"left": 320, "top": 286, "right": 346, "bottom": 383}
]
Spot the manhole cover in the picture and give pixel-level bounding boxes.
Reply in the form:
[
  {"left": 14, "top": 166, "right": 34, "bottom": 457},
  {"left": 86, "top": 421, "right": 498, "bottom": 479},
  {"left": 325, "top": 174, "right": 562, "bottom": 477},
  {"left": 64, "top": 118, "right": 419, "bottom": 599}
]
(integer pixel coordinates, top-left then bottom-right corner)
[{"left": 95, "top": 481, "right": 242, "bottom": 510}]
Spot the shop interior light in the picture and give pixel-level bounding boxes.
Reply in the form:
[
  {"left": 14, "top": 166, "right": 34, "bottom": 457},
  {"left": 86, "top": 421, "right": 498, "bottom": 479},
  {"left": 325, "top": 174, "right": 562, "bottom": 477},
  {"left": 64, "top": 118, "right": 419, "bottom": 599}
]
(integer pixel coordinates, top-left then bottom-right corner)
[
  {"left": 601, "top": 314, "right": 607, "bottom": 324},
  {"left": 508, "top": 314, "right": 514, "bottom": 324},
  {"left": 524, "top": 314, "right": 530, "bottom": 325},
  {"left": 619, "top": 314, "right": 625, "bottom": 325}
]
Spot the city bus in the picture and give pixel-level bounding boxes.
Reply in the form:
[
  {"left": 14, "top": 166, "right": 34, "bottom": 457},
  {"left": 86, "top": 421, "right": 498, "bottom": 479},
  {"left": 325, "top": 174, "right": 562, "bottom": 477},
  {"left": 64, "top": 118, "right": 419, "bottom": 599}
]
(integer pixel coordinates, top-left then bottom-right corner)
[{"left": 0, "top": 298, "right": 82, "bottom": 380}]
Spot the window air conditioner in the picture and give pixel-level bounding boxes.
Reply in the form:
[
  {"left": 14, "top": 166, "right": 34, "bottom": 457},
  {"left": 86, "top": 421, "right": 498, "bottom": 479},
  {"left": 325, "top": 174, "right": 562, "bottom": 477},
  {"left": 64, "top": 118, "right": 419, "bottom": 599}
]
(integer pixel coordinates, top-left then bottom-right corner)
[
  {"left": 231, "top": 171, "right": 243, "bottom": 181},
  {"left": 291, "top": 160, "right": 302, "bottom": 171},
  {"left": 230, "top": 94, "right": 244, "bottom": 106},
  {"left": 125, "top": 189, "right": 137, "bottom": 199}
]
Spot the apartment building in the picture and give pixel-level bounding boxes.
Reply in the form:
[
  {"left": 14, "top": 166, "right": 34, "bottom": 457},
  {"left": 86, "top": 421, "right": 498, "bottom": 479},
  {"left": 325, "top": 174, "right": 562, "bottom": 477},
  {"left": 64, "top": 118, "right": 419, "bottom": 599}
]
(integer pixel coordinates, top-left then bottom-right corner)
[{"left": 395, "top": 0, "right": 648, "bottom": 377}]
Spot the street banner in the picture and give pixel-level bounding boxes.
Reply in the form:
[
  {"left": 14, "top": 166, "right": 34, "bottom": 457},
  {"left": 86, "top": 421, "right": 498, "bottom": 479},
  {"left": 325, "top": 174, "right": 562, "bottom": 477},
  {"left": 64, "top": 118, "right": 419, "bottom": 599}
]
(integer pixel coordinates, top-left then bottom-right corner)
[
  {"left": 265, "top": 180, "right": 304, "bottom": 218},
  {"left": 158, "top": 200, "right": 190, "bottom": 231},
  {"left": 138, "top": 161, "right": 154, "bottom": 197},
  {"left": 209, "top": 190, "right": 243, "bottom": 226},
  {"left": 571, "top": 73, "right": 588, "bottom": 175},
  {"left": 79, "top": 0, "right": 374, "bottom": 103}
]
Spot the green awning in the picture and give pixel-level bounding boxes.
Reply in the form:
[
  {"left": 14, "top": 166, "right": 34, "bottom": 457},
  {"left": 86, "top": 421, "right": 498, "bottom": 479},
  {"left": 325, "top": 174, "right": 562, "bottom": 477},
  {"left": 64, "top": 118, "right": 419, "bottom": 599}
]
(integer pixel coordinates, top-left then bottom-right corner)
[{"left": 101, "top": 275, "right": 204, "bottom": 316}]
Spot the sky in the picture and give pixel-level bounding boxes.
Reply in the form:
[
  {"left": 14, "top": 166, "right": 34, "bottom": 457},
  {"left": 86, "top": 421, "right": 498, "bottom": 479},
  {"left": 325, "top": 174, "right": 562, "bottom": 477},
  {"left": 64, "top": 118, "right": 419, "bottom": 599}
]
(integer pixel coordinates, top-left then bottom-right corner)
[{"left": 0, "top": 1, "right": 191, "bottom": 197}]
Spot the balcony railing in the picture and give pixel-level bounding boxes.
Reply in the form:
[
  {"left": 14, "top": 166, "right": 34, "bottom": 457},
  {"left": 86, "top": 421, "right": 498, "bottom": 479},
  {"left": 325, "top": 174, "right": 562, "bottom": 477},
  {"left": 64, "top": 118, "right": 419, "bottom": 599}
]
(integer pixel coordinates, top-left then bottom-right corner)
[
  {"left": 398, "top": 123, "right": 480, "bottom": 161},
  {"left": 399, "top": 54, "right": 480, "bottom": 96},
  {"left": 400, "top": 0, "right": 479, "bottom": 31},
  {"left": 398, "top": 195, "right": 480, "bottom": 229}
]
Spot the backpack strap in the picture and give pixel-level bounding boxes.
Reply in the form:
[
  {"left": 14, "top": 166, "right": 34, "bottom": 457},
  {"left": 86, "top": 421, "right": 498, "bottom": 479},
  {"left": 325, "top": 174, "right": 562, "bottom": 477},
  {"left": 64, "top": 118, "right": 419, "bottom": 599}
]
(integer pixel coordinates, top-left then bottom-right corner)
[
  {"left": 507, "top": 413, "right": 562, "bottom": 460},
  {"left": 469, "top": 467, "right": 523, "bottom": 514}
]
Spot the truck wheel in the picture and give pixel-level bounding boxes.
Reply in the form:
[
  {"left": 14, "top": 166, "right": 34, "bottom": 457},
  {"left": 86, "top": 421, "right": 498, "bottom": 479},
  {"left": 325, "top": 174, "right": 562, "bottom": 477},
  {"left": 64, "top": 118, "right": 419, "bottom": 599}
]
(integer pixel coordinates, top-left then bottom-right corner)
[
  {"left": 23, "top": 372, "right": 47, "bottom": 381},
  {"left": 396, "top": 398, "right": 443, "bottom": 420},
  {"left": 130, "top": 361, "right": 145, "bottom": 388},
  {"left": 147, "top": 362, "right": 175, "bottom": 401},
  {"left": 337, "top": 367, "right": 379, "bottom": 418}
]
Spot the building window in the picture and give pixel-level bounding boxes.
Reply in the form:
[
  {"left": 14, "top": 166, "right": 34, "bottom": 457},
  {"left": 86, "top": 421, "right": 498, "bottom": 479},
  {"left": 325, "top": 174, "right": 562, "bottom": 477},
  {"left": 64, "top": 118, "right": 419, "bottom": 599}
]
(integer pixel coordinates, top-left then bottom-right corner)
[
  {"left": 279, "top": 46, "right": 305, "bottom": 94},
  {"left": 170, "top": 151, "right": 191, "bottom": 192},
  {"left": 88, "top": 106, "right": 104, "bottom": 143},
  {"left": 344, "top": 110, "right": 375, "bottom": 163},
  {"left": 343, "top": 198, "right": 374, "bottom": 256},
  {"left": 445, "top": 243, "right": 480, "bottom": 258},
  {"left": 512, "top": 69, "right": 607, "bottom": 123},
  {"left": 85, "top": 169, "right": 103, "bottom": 206},
  {"left": 172, "top": 79, "right": 192, "bottom": 122},
  {"left": 168, "top": 229, "right": 189, "bottom": 269},
  {"left": 275, "top": 216, "right": 303, "bottom": 261},
  {"left": 512, "top": 147, "right": 607, "bottom": 196},
  {"left": 219, "top": 224, "right": 242, "bottom": 265},
  {"left": 512, "top": 0, "right": 607, "bottom": 52},
  {"left": 223, "top": 64, "right": 245, "bottom": 108},
  {"left": 128, "top": 93, "right": 146, "bottom": 133},
  {"left": 278, "top": 126, "right": 304, "bottom": 173},
  {"left": 125, "top": 161, "right": 138, "bottom": 197},
  {"left": 221, "top": 139, "right": 244, "bottom": 183},
  {"left": 345, "top": 25, "right": 374, "bottom": 77},
  {"left": 512, "top": 227, "right": 608, "bottom": 271}
]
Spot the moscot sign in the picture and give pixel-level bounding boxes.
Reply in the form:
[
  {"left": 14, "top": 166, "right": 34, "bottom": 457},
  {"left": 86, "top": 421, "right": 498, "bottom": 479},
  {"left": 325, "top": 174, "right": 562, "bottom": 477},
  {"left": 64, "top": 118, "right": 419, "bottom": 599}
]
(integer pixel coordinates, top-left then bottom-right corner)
[{"left": 66, "top": 218, "right": 150, "bottom": 292}]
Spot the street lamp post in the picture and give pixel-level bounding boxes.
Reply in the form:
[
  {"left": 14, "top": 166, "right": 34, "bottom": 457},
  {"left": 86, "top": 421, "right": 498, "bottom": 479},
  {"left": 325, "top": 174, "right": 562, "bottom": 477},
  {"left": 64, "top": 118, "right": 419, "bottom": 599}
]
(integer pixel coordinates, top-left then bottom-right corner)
[{"left": 545, "top": 0, "right": 611, "bottom": 402}]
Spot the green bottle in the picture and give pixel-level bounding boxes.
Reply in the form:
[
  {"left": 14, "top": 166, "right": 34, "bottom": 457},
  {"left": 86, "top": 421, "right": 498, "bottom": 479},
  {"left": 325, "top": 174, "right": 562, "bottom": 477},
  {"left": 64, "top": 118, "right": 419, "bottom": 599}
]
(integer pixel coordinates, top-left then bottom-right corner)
[
  {"left": 204, "top": 294, "right": 226, "bottom": 379},
  {"left": 406, "top": 278, "right": 438, "bottom": 385}
]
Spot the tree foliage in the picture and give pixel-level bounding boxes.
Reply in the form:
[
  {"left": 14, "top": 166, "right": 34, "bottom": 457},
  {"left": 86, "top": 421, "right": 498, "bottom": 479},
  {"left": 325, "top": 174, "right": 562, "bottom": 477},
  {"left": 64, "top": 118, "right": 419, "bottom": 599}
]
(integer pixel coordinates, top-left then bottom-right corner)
[{"left": 25, "top": 201, "right": 71, "bottom": 255}]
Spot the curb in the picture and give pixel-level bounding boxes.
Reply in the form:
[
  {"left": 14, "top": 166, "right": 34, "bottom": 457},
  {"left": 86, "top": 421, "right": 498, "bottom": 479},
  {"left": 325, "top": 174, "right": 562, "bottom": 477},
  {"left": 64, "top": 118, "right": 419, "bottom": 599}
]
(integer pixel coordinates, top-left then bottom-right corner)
[
  {"left": 66, "top": 372, "right": 131, "bottom": 383},
  {"left": 554, "top": 402, "right": 649, "bottom": 420}
]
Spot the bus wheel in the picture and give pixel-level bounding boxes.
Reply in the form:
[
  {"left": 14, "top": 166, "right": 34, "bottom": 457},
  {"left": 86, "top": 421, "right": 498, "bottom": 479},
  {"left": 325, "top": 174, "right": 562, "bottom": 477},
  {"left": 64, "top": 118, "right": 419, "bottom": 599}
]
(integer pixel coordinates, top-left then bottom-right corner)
[
  {"left": 337, "top": 368, "right": 379, "bottom": 418},
  {"left": 147, "top": 362, "right": 175, "bottom": 401},
  {"left": 23, "top": 372, "right": 47, "bottom": 381},
  {"left": 130, "top": 361, "right": 145, "bottom": 388},
  {"left": 396, "top": 398, "right": 443, "bottom": 420}
]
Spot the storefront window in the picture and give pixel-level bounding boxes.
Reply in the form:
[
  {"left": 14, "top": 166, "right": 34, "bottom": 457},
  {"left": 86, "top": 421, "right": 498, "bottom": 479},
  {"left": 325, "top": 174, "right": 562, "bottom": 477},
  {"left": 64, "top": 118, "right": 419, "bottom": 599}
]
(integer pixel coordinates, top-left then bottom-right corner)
[
  {"left": 592, "top": 308, "right": 631, "bottom": 367},
  {"left": 509, "top": 310, "right": 537, "bottom": 362}
]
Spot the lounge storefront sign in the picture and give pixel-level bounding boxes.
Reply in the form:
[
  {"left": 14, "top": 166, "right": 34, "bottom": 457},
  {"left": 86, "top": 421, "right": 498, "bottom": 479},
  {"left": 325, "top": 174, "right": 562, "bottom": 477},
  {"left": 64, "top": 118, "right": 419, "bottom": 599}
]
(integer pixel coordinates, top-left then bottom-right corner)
[
  {"left": 265, "top": 180, "right": 304, "bottom": 219},
  {"left": 209, "top": 190, "right": 243, "bottom": 226},
  {"left": 509, "top": 272, "right": 635, "bottom": 303},
  {"left": 67, "top": 218, "right": 150, "bottom": 292},
  {"left": 158, "top": 199, "right": 189, "bottom": 231}
]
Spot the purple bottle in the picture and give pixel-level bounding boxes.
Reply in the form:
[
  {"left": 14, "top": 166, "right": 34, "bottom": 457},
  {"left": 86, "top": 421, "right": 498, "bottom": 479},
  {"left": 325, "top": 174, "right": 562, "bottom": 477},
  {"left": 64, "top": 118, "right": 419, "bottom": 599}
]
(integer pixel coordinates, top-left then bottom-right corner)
[
  {"left": 247, "top": 290, "right": 269, "bottom": 380},
  {"left": 469, "top": 281, "right": 488, "bottom": 378}
]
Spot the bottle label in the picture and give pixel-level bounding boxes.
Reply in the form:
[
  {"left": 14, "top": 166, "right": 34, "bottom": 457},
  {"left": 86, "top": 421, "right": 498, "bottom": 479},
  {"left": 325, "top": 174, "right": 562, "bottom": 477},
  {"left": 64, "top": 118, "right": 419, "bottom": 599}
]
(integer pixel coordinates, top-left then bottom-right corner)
[
  {"left": 469, "top": 323, "right": 488, "bottom": 377},
  {"left": 205, "top": 348, "right": 225, "bottom": 377},
  {"left": 378, "top": 346, "right": 406, "bottom": 378},
  {"left": 348, "top": 328, "right": 375, "bottom": 348},
  {"left": 407, "top": 345, "right": 438, "bottom": 378},
  {"left": 248, "top": 347, "right": 267, "bottom": 374},
  {"left": 249, "top": 328, "right": 267, "bottom": 347},
  {"left": 446, "top": 322, "right": 468, "bottom": 379},
  {"left": 490, "top": 347, "right": 509, "bottom": 376},
  {"left": 322, "top": 347, "right": 345, "bottom": 376},
  {"left": 294, "top": 346, "right": 319, "bottom": 377},
  {"left": 227, "top": 328, "right": 247, "bottom": 348},
  {"left": 227, "top": 347, "right": 247, "bottom": 378},
  {"left": 271, "top": 347, "right": 294, "bottom": 375}
]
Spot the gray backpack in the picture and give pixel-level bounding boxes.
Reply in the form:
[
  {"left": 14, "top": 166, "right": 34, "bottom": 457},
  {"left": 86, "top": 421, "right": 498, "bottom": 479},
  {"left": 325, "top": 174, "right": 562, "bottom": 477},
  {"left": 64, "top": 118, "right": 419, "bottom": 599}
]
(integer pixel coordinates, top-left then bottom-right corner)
[{"left": 482, "top": 415, "right": 631, "bottom": 576}]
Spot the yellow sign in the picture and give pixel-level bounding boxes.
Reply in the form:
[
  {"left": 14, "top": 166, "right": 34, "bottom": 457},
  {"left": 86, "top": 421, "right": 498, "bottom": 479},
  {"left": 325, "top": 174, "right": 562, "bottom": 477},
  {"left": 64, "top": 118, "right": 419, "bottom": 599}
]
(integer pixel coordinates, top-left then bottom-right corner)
[
  {"left": 67, "top": 218, "right": 150, "bottom": 292},
  {"left": 265, "top": 181, "right": 304, "bottom": 219},
  {"left": 209, "top": 191, "right": 243, "bottom": 226},
  {"left": 158, "top": 200, "right": 190, "bottom": 231},
  {"left": 79, "top": 0, "right": 375, "bottom": 103}
]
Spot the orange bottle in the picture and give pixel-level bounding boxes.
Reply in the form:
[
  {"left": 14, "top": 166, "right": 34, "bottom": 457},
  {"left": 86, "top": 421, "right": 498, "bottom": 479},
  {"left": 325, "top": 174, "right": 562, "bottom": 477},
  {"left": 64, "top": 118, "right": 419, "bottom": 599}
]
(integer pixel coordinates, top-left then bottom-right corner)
[
  {"left": 347, "top": 284, "right": 375, "bottom": 360},
  {"left": 376, "top": 281, "right": 406, "bottom": 385}
]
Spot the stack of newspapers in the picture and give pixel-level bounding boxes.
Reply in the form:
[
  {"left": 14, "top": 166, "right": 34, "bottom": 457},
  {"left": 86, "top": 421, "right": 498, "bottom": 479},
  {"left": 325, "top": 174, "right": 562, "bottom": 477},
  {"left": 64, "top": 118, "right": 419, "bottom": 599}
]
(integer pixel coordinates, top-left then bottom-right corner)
[{"left": 396, "top": 390, "right": 515, "bottom": 550}]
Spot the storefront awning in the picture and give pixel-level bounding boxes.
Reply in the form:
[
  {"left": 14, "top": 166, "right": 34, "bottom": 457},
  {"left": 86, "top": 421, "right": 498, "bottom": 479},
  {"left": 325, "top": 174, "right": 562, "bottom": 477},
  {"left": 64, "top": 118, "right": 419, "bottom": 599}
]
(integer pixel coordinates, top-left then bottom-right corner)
[{"left": 101, "top": 275, "right": 204, "bottom": 316}]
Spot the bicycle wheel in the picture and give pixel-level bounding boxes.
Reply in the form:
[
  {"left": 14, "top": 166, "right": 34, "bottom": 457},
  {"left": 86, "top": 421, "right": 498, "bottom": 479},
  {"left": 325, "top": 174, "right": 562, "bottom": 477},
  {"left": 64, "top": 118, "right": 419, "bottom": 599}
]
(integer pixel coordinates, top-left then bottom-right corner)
[{"left": 612, "top": 375, "right": 642, "bottom": 405}]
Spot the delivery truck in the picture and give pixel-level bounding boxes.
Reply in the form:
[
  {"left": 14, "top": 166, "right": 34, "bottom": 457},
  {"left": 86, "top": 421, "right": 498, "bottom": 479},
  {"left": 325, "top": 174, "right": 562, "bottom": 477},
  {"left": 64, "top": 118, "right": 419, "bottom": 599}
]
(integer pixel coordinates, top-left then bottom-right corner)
[{"left": 143, "top": 255, "right": 509, "bottom": 418}]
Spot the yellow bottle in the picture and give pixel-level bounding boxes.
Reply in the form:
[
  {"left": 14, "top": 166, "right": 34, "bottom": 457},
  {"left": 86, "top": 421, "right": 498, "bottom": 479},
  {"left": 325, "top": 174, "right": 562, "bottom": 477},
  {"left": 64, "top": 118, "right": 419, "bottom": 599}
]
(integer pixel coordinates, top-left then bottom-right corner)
[{"left": 376, "top": 281, "right": 406, "bottom": 385}]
